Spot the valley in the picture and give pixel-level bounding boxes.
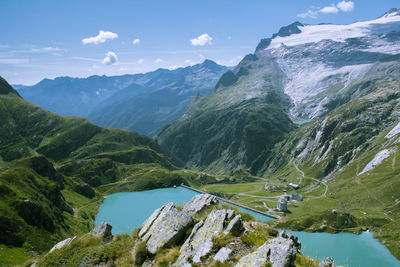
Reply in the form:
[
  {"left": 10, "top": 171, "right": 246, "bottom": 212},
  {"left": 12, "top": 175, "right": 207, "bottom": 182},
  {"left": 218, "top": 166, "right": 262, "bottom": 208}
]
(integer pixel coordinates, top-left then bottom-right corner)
[{"left": 1, "top": 5, "right": 400, "bottom": 267}]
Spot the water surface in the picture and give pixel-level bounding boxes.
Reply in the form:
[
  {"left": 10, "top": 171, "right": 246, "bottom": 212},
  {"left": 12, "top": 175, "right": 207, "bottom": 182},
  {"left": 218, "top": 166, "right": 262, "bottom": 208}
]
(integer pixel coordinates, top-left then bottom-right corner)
[{"left": 95, "top": 187, "right": 400, "bottom": 267}]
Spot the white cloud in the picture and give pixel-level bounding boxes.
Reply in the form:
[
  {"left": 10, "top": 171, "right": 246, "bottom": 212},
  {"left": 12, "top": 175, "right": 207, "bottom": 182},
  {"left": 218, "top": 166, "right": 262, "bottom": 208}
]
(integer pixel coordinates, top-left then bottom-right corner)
[
  {"left": 184, "top": 59, "right": 192, "bottom": 65},
  {"left": 82, "top": 30, "right": 118, "bottom": 45},
  {"left": 119, "top": 67, "right": 128, "bottom": 71},
  {"left": 156, "top": 58, "right": 163, "bottom": 63},
  {"left": 137, "top": 58, "right": 144, "bottom": 64},
  {"left": 298, "top": 1, "right": 354, "bottom": 19},
  {"left": 132, "top": 38, "right": 140, "bottom": 45},
  {"left": 102, "top": 51, "right": 118, "bottom": 65},
  {"left": 337, "top": 1, "right": 354, "bottom": 12},
  {"left": 190, "top": 33, "right": 213, "bottom": 46},
  {"left": 30, "top": 46, "right": 66, "bottom": 53},
  {"left": 297, "top": 10, "right": 318, "bottom": 19},
  {"left": 0, "top": 58, "right": 29, "bottom": 64},
  {"left": 320, "top": 5, "right": 339, "bottom": 14},
  {"left": 228, "top": 36, "right": 232, "bottom": 40}
]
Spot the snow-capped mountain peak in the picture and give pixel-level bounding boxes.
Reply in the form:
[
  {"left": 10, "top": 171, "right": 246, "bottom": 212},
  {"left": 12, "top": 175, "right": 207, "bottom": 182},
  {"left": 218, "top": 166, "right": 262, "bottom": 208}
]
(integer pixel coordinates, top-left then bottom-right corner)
[{"left": 268, "top": 9, "right": 400, "bottom": 49}]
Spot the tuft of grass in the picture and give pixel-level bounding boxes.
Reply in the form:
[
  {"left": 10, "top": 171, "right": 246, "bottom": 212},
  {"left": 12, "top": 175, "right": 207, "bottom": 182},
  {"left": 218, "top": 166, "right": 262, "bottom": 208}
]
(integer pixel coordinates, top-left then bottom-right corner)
[
  {"left": 134, "top": 241, "right": 150, "bottom": 266},
  {"left": 154, "top": 246, "right": 180, "bottom": 267}
]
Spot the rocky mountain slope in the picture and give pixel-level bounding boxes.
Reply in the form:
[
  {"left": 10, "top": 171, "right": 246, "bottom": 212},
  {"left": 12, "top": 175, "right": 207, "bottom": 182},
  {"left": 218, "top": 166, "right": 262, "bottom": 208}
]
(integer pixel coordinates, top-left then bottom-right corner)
[
  {"left": 157, "top": 9, "right": 400, "bottom": 175},
  {"left": 31, "top": 194, "right": 330, "bottom": 267},
  {"left": 16, "top": 60, "right": 229, "bottom": 136}
]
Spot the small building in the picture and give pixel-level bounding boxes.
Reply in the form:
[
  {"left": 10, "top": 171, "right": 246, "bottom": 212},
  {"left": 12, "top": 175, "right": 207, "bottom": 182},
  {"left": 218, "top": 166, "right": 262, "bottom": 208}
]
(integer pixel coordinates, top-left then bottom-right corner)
[
  {"left": 289, "top": 183, "right": 300, "bottom": 189},
  {"left": 290, "top": 193, "right": 303, "bottom": 202},
  {"left": 276, "top": 198, "right": 288, "bottom": 212}
]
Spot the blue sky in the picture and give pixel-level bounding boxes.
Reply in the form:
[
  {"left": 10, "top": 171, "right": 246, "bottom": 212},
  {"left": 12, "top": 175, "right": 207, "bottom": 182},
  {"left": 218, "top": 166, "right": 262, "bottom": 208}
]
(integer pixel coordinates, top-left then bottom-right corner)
[{"left": 0, "top": 0, "right": 398, "bottom": 85}]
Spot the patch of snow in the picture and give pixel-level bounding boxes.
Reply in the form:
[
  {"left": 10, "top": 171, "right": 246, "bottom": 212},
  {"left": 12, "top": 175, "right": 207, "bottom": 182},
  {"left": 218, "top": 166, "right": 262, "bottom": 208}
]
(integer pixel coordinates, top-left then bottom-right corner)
[
  {"left": 385, "top": 122, "right": 400, "bottom": 139},
  {"left": 315, "top": 118, "right": 328, "bottom": 143},
  {"left": 268, "top": 15, "right": 400, "bottom": 49},
  {"left": 359, "top": 148, "right": 397, "bottom": 175}
]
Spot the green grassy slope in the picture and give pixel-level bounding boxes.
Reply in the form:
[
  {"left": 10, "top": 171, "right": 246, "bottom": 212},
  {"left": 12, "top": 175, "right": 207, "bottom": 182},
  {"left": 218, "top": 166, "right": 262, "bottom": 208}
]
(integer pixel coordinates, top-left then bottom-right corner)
[
  {"left": 261, "top": 62, "right": 400, "bottom": 258},
  {"left": 0, "top": 76, "right": 182, "bottom": 265},
  {"left": 157, "top": 53, "right": 295, "bottom": 174}
]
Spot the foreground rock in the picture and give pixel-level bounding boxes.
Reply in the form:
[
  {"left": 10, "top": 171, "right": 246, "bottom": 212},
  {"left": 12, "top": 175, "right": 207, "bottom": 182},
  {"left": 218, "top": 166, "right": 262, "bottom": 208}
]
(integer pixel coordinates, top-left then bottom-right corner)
[
  {"left": 182, "top": 193, "right": 218, "bottom": 215},
  {"left": 139, "top": 202, "right": 194, "bottom": 254},
  {"left": 90, "top": 221, "right": 113, "bottom": 242},
  {"left": 175, "top": 209, "right": 243, "bottom": 265},
  {"left": 214, "top": 247, "right": 233, "bottom": 262},
  {"left": 49, "top": 236, "right": 76, "bottom": 253},
  {"left": 319, "top": 257, "right": 336, "bottom": 267},
  {"left": 234, "top": 231, "right": 300, "bottom": 267}
]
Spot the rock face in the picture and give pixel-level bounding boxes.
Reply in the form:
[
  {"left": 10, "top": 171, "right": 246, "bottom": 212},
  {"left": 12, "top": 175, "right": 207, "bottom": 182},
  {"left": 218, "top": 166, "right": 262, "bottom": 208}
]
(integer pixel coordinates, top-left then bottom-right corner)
[
  {"left": 90, "top": 222, "right": 113, "bottom": 242},
  {"left": 319, "top": 257, "right": 336, "bottom": 267},
  {"left": 49, "top": 236, "right": 76, "bottom": 253},
  {"left": 214, "top": 247, "right": 232, "bottom": 263},
  {"left": 224, "top": 214, "right": 244, "bottom": 236},
  {"left": 175, "top": 209, "right": 243, "bottom": 265},
  {"left": 235, "top": 231, "right": 300, "bottom": 267},
  {"left": 139, "top": 202, "right": 194, "bottom": 254},
  {"left": 182, "top": 193, "right": 218, "bottom": 215}
]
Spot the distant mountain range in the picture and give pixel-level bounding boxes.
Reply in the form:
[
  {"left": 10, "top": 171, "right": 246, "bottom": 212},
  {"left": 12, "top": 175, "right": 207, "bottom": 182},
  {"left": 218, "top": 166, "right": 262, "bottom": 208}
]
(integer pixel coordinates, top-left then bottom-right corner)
[{"left": 15, "top": 60, "right": 229, "bottom": 136}]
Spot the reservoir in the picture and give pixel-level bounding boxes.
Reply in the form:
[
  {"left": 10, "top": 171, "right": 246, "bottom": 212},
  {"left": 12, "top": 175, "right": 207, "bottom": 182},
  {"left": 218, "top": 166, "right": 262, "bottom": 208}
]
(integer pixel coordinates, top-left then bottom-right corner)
[{"left": 95, "top": 187, "right": 400, "bottom": 267}]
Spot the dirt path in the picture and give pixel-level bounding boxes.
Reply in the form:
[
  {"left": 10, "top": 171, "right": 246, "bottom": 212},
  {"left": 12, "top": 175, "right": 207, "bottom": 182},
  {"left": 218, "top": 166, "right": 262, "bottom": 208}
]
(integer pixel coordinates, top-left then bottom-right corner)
[{"left": 292, "top": 160, "right": 328, "bottom": 198}]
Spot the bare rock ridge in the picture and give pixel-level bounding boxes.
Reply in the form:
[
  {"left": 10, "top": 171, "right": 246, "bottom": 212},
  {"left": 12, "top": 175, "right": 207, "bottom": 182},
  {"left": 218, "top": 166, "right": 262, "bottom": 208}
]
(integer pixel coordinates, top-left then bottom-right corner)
[
  {"left": 235, "top": 231, "right": 300, "bottom": 267},
  {"left": 43, "top": 194, "right": 334, "bottom": 266},
  {"left": 138, "top": 202, "right": 195, "bottom": 254},
  {"left": 182, "top": 193, "right": 218, "bottom": 215}
]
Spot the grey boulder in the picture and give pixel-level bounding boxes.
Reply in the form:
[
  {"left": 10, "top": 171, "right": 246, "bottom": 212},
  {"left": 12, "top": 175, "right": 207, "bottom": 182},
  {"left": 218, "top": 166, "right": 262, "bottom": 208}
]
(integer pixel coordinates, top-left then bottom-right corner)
[
  {"left": 182, "top": 193, "right": 218, "bottom": 215},
  {"left": 90, "top": 222, "right": 113, "bottom": 242},
  {"left": 49, "top": 236, "right": 76, "bottom": 253},
  {"left": 235, "top": 231, "right": 300, "bottom": 267},
  {"left": 139, "top": 202, "right": 194, "bottom": 254},
  {"left": 319, "top": 257, "right": 336, "bottom": 267}
]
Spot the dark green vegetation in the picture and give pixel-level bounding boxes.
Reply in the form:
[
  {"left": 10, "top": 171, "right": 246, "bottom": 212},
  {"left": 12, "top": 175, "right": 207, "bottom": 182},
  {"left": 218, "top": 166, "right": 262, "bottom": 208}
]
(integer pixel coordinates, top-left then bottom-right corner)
[
  {"left": 0, "top": 76, "right": 227, "bottom": 265},
  {"left": 157, "top": 52, "right": 294, "bottom": 174}
]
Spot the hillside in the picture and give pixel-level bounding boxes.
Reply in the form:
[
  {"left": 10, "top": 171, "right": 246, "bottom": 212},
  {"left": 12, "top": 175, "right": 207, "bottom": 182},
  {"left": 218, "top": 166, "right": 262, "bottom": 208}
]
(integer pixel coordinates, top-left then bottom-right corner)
[
  {"left": 157, "top": 9, "right": 400, "bottom": 175},
  {"left": 157, "top": 53, "right": 295, "bottom": 173},
  {"left": 0, "top": 76, "right": 193, "bottom": 265},
  {"left": 17, "top": 60, "right": 229, "bottom": 136}
]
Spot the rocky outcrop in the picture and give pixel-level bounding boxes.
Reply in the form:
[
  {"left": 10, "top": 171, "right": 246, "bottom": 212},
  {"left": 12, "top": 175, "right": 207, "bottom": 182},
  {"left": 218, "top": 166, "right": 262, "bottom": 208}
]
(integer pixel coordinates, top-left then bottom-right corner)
[
  {"left": 235, "top": 231, "right": 300, "bottom": 267},
  {"left": 182, "top": 193, "right": 218, "bottom": 215},
  {"left": 214, "top": 247, "right": 232, "bottom": 263},
  {"left": 175, "top": 209, "right": 243, "bottom": 265},
  {"left": 49, "top": 236, "right": 76, "bottom": 253},
  {"left": 319, "top": 257, "right": 336, "bottom": 267},
  {"left": 224, "top": 214, "right": 244, "bottom": 236},
  {"left": 139, "top": 202, "right": 194, "bottom": 254},
  {"left": 90, "top": 222, "right": 113, "bottom": 242}
]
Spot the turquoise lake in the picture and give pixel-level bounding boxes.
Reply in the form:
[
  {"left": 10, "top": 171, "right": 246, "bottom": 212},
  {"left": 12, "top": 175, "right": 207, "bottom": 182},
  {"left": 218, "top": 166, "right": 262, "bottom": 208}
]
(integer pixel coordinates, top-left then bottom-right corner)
[{"left": 95, "top": 187, "right": 400, "bottom": 267}]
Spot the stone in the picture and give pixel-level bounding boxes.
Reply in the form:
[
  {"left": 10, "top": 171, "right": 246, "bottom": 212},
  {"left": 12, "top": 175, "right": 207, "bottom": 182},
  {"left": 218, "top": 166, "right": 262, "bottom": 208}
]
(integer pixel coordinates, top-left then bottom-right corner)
[
  {"left": 319, "top": 257, "right": 336, "bottom": 267},
  {"left": 182, "top": 193, "right": 218, "bottom": 215},
  {"left": 49, "top": 236, "right": 76, "bottom": 253},
  {"left": 214, "top": 247, "right": 232, "bottom": 263},
  {"left": 139, "top": 202, "right": 194, "bottom": 254},
  {"left": 234, "top": 230, "right": 300, "bottom": 267},
  {"left": 224, "top": 214, "right": 244, "bottom": 236},
  {"left": 90, "top": 222, "right": 113, "bottom": 242},
  {"left": 175, "top": 209, "right": 231, "bottom": 265}
]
